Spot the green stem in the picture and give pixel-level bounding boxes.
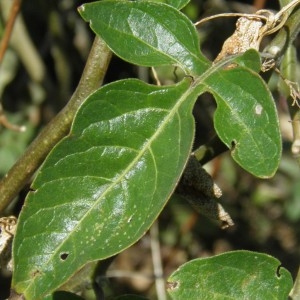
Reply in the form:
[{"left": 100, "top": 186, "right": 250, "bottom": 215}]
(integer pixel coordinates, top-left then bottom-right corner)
[
  {"left": 280, "top": 45, "right": 300, "bottom": 163},
  {"left": 273, "top": 0, "right": 300, "bottom": 165},
  {"left": 0, "top": 36, "right": 112, "bottom": 212}
]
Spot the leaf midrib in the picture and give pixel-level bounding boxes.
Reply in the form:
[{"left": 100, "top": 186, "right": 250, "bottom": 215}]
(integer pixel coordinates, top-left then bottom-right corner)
[{"left": 23, "top": 80, "right": 195, "bottom": 296}]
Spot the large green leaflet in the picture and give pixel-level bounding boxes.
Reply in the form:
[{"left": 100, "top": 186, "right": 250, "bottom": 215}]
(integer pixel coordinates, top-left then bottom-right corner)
[
  {"left": 167, "top": 250, "right": 293, "bottom": 299},
  {"left": 12, "top": 79, "right": 197, "bottom": 298},
  {"left": 203, "top": 65, "right": 281, "bottom": 178},
  {"left": 78, "top": 1, "right": 210, "bottom": 75}
]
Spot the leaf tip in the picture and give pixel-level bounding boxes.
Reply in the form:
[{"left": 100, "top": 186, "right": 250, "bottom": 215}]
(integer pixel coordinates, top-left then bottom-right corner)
[
  {"left": 230, "top": 139, "right": 237, "bottom": 153},
  {"left": 78, "top": 4, "right": 84, "bottom": 13},
  {"left": 78, "top": 4, "right": 87, "bottom": 19}
]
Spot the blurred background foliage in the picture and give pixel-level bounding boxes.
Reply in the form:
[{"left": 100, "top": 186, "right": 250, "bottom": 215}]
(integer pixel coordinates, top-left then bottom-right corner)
[{"left": 1, "top": 0, "right": 300, "bottom": 299}]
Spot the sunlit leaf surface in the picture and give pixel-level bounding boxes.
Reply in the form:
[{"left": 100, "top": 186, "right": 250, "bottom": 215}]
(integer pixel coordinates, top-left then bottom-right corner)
[
  {"left": 12, "top": 79, "right": 197, "bottom": 299},
  {"left": 168, "top": 250, "right": 293, "bottom": 300},
  {"left": 79, "top": 1, "right": 209, "bottom": 74}
]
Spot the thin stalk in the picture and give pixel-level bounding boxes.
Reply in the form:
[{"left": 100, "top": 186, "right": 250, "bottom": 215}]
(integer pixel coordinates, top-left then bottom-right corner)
[
  {"left": 290, "top": 267, "right": 300, "bottom": 299},
  {"left": 269, "top": 0, "right": 300, "bottom": 165},
  {"left": 150, "top": 221, "right": 167, "bottom": 300},
  {"left": 0, "top": 0, "right": 22, "bottom": 65},
  {"left": 0, "top": 36, "right": 112, "bottom": 212},
  {"left": 280, "top": 45, "right": 300, "bottom": 162}
]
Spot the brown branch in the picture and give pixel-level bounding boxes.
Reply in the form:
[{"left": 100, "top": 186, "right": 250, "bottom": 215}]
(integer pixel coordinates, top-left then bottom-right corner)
[{"left": 0, "top": 0, "right": 22, "bottom": 65}]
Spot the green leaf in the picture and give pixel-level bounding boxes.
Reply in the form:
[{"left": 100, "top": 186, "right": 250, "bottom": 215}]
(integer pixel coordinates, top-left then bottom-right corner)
[
  {"left": 78, "top": 0, "right": 209, "bottom": 74},
  {"left": 201, "top": 61, "right": 281, "bottom": 178},
  {"left": 137, "top": 0, "right": 190, "bottom": 10},
  {"left": 167, "top": 250, "right": 293, "bottom": 300},
  {"left": 12, "top": 79, "right": 197, "bottom": 299},
  {"left": 231, "top": 49, "right": 261, "bottom": 72}
]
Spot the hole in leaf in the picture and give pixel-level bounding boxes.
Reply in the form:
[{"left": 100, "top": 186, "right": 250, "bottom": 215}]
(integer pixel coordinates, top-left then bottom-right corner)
[
  {"left": 276, "top": 265, "right": 282, "bottom": 278},
  {"left": 60, "top": 252, "right": 69, "bottom": 261},
  {"left": 231, "top": 140, "right": 237, "bottom": 152},
  {"left": 166, "top": 281, "right": 179, "bottom": 290},
  {"left": 184, "top": 74, "right": 194, "bottom": 83},
  {"left": 30, "top": 269, "right": 41, "bottom": 278}
]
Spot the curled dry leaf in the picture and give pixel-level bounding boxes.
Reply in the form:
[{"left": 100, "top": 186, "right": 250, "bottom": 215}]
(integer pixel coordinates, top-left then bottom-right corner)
[
  {"left": 177, "top": 155, "right": 234, "bottom": 229},
  {"left": 0, "top": 216, "right": 17, "bottom": 272},
  {"left": 212, "top": 0, "right": 300, "bottom": 64}
]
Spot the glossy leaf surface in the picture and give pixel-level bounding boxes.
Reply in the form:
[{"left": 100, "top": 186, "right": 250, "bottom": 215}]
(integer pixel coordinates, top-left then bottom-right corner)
[
  {"left": 200, "top": 56, "right": 281, "bottom": 178},
  {"left": 9, "top": 0, "right": 286, "bottom": 299},
  {"left": 78, "top": 1, "right": 210, "bottom": 74},
  {"left": 78, "top": 0, "right": 281, "bottom": 176},
  {"left": 138, "top": 0, "right": 190, "bottom": 10},
  {"left": 12, "top": 79, "right": 197, "bottom": 299},
  {"left": 12, "top": 51, "right": 282, "bottom": 300},
  {"left": 167, "top": 250, "right": 293, "bottom": 300},
  {"left": 13, "top": 54, "right": 282, "bottom": 296},
  {"left": 230, "top": 49, "right": 261, "bottom": 72}
]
